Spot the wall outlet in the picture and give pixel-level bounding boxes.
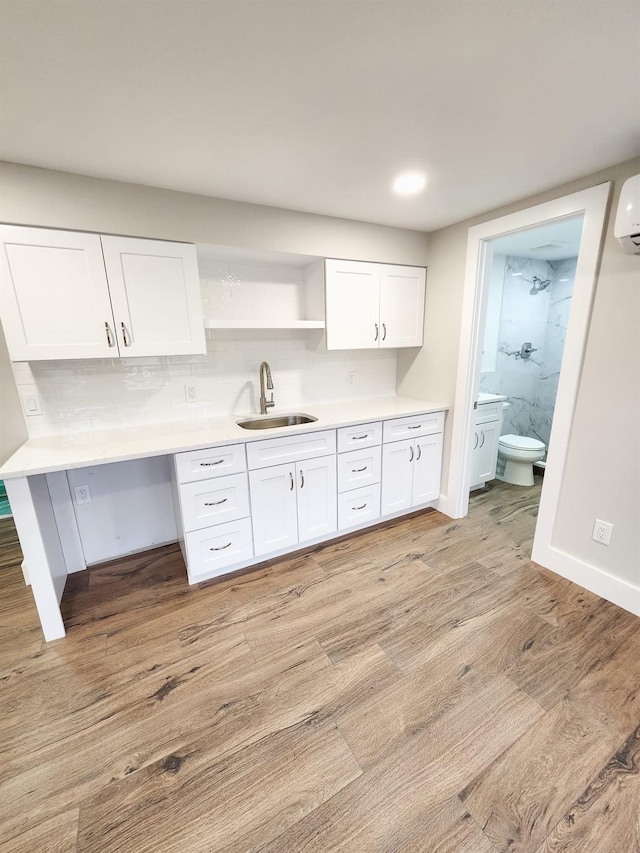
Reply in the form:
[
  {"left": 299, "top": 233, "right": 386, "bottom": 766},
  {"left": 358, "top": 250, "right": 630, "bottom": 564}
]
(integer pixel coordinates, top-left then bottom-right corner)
[
  {"left": 592, "top": 518, "right": 613, "bottom": 546},
  {"left": 184, "top": 384, "right": 198, "bottom": 403},
  {"left": 74, "top": 484, "right": 92, "bottom": 505},
  {"left": 347, "top": 371, "right": 356, "bottom": 386}
]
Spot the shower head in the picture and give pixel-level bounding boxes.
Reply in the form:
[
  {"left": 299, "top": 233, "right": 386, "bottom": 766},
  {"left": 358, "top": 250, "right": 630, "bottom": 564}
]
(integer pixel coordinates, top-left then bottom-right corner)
[{"left": 530, "top": 276, "right": 551, "bottom": 295}]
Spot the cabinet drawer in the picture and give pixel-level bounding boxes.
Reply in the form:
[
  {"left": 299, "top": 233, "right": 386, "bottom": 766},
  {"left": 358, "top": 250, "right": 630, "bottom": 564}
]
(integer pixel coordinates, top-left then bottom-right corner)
[
  {"left": 247, "top": 429, "right": 336, "bottom": 470},
  {"left": 179, "top": 473, "right": 250, "bottom": 533},
  {"left": 336, "top": 421, "right": 382, "bottom": 453},
  {"left": 184, "top": 517, "right": 253, "bottom": 581},
  {"left": 175, "top": 443, "right": 246, "bottom": 483},
  {"left": 338, "top": 484, "right": 381, "bottom": 530},
  {"left": 383, "top": 411, "right": 445, "bottom": 443},
  {"left": 475, "top": 402, "right": 503, "bottom": 424},
  {"left": 337, "top": 445, "right": 382, "bottom": 493}
]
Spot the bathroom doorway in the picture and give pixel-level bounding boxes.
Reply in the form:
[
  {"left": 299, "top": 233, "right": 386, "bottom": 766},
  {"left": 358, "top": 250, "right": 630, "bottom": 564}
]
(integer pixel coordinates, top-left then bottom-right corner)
[
  {"left": 479, "top": 216, "right": 583, "bottom": 478},
  {"left": 444, "top": 183, "right": 610, "bottom": 579}
]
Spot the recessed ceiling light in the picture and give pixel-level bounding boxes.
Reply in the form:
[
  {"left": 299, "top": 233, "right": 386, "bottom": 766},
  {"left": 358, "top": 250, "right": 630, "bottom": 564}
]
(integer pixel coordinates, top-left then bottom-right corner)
[{"left": 392, "top": 172, "right": 426, "bottom": 195}]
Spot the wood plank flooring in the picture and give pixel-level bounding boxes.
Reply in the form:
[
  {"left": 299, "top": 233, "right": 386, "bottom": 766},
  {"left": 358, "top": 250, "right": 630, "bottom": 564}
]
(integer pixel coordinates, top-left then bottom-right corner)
[{"left": 1, "top": 476, "right": 639, "bottom": 852}]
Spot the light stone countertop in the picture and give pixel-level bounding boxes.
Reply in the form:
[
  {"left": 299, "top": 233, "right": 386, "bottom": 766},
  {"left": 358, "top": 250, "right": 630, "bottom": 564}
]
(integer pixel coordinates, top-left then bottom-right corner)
[
  {"left": 0, "top": 395, "right": 449, "bottom": 479},
  {"left": 477, "top": 392, "right": 508, "bottom": 404}
]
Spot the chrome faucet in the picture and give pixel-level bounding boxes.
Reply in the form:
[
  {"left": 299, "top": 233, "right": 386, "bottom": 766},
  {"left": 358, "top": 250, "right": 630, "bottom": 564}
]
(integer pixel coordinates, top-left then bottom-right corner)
[{"left": 259, "top": 361, "right": 275, "bottom": 414}]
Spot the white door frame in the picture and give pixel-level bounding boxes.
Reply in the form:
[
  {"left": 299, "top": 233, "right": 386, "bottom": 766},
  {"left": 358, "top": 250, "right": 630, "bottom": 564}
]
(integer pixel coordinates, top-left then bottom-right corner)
[{"left": 442, "top": 183, "right": 611, "bottom": 561}]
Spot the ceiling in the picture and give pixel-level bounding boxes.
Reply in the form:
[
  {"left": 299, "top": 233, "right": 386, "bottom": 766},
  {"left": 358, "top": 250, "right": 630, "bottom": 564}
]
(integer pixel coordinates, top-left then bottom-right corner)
[
  {"left": 1, "top": 1, "right": 639, "bottom": 232},
  {"left": 491, "top": 216, "right": 584, "bottom": 260}
]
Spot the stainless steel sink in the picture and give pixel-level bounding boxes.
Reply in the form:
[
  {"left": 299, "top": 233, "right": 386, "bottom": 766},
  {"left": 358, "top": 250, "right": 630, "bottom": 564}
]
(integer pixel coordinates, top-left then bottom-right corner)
[{"left": 237, "top": 413, "right": 318, "bottom": 430}]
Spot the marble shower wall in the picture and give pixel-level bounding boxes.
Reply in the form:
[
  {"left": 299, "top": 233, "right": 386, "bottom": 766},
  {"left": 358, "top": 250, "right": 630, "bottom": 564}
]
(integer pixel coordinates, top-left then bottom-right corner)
[{"left": 480, "top": 255, "right": 577, "bottom": 448}]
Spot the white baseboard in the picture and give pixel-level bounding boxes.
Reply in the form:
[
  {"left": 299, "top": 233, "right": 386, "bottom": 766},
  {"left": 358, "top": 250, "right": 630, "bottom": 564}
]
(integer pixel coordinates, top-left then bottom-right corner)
[{"left": 531, "top": 541, "right": 640, "bottom": 617}]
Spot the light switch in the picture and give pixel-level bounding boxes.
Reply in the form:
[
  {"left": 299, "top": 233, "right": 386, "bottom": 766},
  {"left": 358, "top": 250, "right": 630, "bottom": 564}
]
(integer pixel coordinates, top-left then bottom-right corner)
[{"left": 19, "top": 386, "right": 43, "bottom": 417}]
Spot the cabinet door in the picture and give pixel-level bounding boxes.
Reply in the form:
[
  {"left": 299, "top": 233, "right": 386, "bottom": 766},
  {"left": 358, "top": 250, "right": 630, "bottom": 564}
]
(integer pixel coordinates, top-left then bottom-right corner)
[
  {"left": 296, "top": 457, "right": 337, "bottom": 543},
  {"left": 0, "top": 225, "right": 116, "bottom": 360},
  {"left": 379, "top": 264, "right": 425, "bottom": 348},
  {"left": 381, "top": 439, "right": 414, "bottom": 515},
  {"left": 249, "top": 464, "right": 298, "bottom": 557},
  {"left": 101, "top": 236, "right": 206, "bottom": 357},
  {"left": 325, "top": 259, "right": 380, "bottom": 350},
  {"left": 475, "top": 420, "right": 501, "bottom": 482},
  {"left": 412, "top": 433, "right": 443, "bottom": 505}
]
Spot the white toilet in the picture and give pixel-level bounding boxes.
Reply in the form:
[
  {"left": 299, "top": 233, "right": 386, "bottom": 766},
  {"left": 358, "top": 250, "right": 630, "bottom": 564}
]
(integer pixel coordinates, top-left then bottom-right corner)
[{"left": 497, "top": 434, "right": 546, "bottom": 486}]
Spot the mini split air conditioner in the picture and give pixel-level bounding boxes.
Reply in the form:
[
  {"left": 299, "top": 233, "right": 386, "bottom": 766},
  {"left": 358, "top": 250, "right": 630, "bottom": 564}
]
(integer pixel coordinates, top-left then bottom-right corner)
[{"left": 614, "top": 173, "right": 640, "bottom": 254}]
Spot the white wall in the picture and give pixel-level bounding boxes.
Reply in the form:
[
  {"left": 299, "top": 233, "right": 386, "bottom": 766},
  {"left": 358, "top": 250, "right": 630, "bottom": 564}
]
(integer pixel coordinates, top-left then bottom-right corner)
[
  {"left": 66, "top": 458, "right": 177, "bottom": 565},
  {"left": 0, "top": 161, "right": 430, "bottom": 266},
  {"left": 397, "top": 156, "right": 640, "bottom": 595},
  {"left": 0, "top": 323, "right": 27, "bottom": 465}
]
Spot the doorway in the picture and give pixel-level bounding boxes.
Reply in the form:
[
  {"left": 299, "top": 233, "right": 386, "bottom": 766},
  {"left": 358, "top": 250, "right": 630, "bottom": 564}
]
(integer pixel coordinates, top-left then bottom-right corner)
[{"left": 443, "top": 183, "right": 611, "bottom": 578}]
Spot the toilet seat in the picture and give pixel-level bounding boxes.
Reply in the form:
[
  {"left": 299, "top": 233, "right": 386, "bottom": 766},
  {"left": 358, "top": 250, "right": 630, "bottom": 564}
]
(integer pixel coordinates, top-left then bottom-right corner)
[{"left": 499, "top": 434, "right": 545, "bottom": 452}]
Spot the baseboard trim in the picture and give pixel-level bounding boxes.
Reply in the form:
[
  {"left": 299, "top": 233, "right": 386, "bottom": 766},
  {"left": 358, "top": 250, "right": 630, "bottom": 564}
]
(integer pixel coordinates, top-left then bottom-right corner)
[{"left": 531, "top": 542, "right": 640, "bottom": 617}]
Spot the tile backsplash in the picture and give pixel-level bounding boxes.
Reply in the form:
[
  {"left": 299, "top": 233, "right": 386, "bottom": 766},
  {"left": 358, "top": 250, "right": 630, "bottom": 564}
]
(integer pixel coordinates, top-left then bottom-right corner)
[{"left": 13, "top": 330, "right": 397, "bottom": 438}]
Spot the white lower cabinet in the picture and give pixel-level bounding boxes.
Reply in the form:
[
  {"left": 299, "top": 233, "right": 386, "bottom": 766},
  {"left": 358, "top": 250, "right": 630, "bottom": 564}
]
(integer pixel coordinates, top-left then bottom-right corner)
[
  {"left": 250, "top": 456, "right": 337, "bottom": 557},
  {"left": 472, "top": 421, "right": 501, "bottom": 484},
  {"left": 470, "top": 401, "right": 505, "bottom": 488},
  {"left": 338, "top": 483, "right": 381, "bottom": 530},
  {"left": 381, "top": 433, "right": 443, "bottom": 515},
  {"left": 174, "top": 409, "right": 444, "bottom": 583},
  {"left": 184, "top": 518, "right": 253, "bottom": 581}
]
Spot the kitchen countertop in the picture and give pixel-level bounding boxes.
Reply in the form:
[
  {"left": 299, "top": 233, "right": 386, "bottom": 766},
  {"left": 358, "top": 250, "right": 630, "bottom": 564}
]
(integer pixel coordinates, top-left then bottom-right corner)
[
  {"left": 477, "top": 392, "right": 508, "bottom": 403},
  {"left": 0, "top": 395, "right": 449, "bottom": 479}
]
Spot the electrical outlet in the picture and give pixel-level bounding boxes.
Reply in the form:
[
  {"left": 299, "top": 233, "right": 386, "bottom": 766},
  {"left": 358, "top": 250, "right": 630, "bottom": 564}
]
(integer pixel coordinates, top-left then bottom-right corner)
[
  {"left": 347, "top": 371, "right": 356, "bottom": 386},
  {"left": 185, "top": 384, "right": 198, "bottom": 403},
  {"left": 74, "top": 484, "right": 92, "bottom": 505},
  {"left": 592, "top": 519, "right": 613, "bottom": 546}
]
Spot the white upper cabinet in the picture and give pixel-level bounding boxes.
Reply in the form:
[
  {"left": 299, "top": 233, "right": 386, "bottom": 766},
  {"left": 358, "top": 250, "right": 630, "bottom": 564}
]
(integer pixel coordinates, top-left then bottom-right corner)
[
  {"left": 324, "top": 259, "right": 380, "bottom": 350},
  {"left": 379, "top": 264, "right": 426, "bottom": 348},
  {"left": 325, "top": 259, "right": 425, "bottom": 351},
  {"left": 0, "top": 226, "right": 116, "bottom": 360},
  {"left": 0, "top": 226, "right": 205, "bottom": 361},
  {"left": 101, "top": 236, "right": 205, "bottom": 357}
]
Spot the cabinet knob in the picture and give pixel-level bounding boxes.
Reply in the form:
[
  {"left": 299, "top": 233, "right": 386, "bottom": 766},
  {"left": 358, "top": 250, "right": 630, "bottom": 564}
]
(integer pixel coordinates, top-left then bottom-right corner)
[
  {"left": 120, "top": 321, "right": 131, "bottom": 347},
  {"left": 352, "top": 466, "right": 368, "bottom": 473},
  {"left": 382, "top": 323, "right": 387, "bottom": 341},
  {"left": 210, "top": 542, "right": 232, "bottom": 551},
  {"left": 409, "top": 446, "right": 414, "bottom": 462},
  {"left": 374, "top": 323, "right": 379, "bottom": 341},
  {"left": 204, "top": 498, "right": 227, "bottom": 506}
]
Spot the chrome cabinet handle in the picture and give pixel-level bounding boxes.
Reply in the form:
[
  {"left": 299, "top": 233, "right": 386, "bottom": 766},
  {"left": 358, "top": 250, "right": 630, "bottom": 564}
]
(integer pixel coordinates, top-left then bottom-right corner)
[
  {"left": 352, "top": 466, "right": 368, "bottom": 472},
  {"left": 289, "top": 472, "right": 294, "bottom": 491},
  {"left": 352, "top": 434, "right": 368, "bottom": 441},
  {"left": 374, "top": 323, "right": 379, "bottom": 341},
  {"left": 120, "top": 321, "right": 131, "bottom": 347},
  {"left": 210, "top": 542, "right": 232, "bottom": 551},
  {"left": 300, "top": 470, "right": 305, "bottom": 488},
  {"left": 416, "top": 445, "right": 421, "bottom": 460},
  {"left": 479, "top": 431, "right": 485, "bottom": 448},
  {"left": 104, "top": 322, "right": 115, "bottom": 347},
  {"left": 474, "top": 432, "right": 479, "bottom": 450},
  {"left": 204, "top": 498, "right": 227, "bottom": 506},
  {"left": 409, "top": 446, "right": 414, "bottom": 462},
  {"left": 408, "top": 425, "right": 421, "bottom": 430},
  {"left": 200, "top": 459, "right": 224, "bottom": 466},
  {"left": 352, "top": 502, "right": 367, "bottom": 510},
  {"left": 382, "top": 323, "right": 387, "bottom": 341}
]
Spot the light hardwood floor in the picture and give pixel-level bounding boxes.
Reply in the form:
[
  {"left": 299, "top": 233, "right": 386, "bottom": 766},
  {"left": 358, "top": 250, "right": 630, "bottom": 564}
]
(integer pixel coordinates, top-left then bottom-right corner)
[{"left": 1, "top": 478, "right": 639, "bottom": 852}]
